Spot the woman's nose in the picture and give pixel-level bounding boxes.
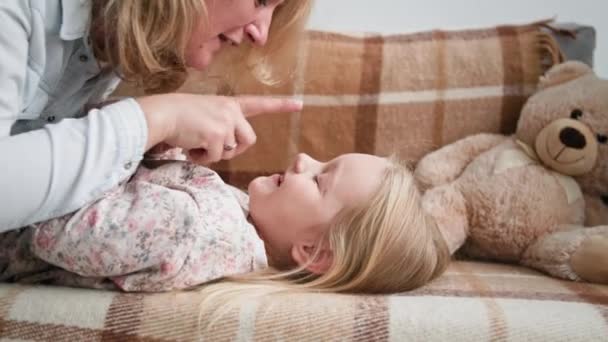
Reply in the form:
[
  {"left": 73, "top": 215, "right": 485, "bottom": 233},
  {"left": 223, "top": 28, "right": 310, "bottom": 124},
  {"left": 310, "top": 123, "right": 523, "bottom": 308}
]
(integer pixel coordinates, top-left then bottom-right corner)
[
  {"left": 245, "top": 22, "right": 268, "bottom": 46},
  {"left": 223, "top": 23, "right": 268, "bottom": 47},
  {"left": 247, "top": 5, "right": 273, "bottom": 47}
]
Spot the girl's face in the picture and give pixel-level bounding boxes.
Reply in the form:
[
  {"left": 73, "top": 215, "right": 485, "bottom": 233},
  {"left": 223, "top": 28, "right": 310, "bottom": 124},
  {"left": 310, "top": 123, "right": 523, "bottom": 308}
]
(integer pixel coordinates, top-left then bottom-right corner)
[
  {"left": 185, "top": 0, "right": 284, "bottom": 70},
  {"left": 248, "top": 153, "right": 388, "bottom": 270}
]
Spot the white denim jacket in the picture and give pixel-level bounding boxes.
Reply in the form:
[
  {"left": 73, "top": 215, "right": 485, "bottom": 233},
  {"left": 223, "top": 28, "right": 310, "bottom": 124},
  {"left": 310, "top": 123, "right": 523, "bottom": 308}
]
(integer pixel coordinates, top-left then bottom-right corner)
[{"left": 0, "top": 0, "right": 147, "bottom": 231}]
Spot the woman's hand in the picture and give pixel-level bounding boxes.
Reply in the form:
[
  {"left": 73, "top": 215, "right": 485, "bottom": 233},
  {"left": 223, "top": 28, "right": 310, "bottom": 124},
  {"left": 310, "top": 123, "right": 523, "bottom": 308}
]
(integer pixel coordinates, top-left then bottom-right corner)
[{"left": 137, "top": 94, "right": 302, "bottom": 165}]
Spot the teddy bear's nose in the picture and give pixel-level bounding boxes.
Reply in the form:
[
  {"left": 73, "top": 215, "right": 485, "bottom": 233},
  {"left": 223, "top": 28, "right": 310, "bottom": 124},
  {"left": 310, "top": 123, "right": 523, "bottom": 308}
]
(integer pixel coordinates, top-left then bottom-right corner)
[{"left": 559, "top": 127, "right": 587, "bottom": 149}]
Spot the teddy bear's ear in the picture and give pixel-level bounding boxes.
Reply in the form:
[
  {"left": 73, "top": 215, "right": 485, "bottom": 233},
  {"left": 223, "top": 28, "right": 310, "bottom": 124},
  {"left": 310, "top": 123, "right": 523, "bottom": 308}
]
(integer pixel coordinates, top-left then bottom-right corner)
[{"left": 538, "top": 61, "right": 594, "bottom": 90}]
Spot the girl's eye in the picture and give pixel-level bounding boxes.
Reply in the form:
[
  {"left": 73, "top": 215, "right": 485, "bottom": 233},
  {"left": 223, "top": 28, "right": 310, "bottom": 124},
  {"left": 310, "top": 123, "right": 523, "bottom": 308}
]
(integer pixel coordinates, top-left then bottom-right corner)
[{"left": 313, "top": 175, "right": 324, "bottom": 192}]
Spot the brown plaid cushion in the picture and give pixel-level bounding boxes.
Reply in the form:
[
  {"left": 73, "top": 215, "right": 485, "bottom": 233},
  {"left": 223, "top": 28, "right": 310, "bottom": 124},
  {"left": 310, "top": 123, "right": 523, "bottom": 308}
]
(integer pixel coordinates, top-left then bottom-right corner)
[
  {"left": 115, "top": 21, "right": 563, "bottom": 189},
  {"left": 1, "top": 261, "right": 606, "bottom": 341}
]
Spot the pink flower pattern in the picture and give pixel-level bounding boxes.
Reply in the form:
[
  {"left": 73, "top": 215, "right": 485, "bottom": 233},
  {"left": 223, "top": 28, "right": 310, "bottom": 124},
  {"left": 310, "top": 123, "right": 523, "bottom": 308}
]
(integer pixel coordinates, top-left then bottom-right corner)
[{"left": 1, "top": 160, "right": 267, "bottom": 292}]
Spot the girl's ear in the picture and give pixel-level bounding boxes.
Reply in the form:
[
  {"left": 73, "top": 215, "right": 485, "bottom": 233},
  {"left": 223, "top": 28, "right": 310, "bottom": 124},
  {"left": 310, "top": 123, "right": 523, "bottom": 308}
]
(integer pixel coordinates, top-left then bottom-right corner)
[{"left": 291, "top": 242, "right": 333, "bottom": 275}]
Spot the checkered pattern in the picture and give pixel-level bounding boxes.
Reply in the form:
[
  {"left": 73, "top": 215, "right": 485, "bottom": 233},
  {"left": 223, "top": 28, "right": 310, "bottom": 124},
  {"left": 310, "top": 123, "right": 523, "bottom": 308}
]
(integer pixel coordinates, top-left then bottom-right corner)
[
  {"left": 1, "top": 261, "right": 606, "bottom": 341},
  {"left": 62, "top": 21, "right": 606, "bottom": 341},
  {"left": 118, "top": 21, "right": 564, "bottom": 188},
  {"left": 113, "top": 22, "right": 563, "bottom": 188}
]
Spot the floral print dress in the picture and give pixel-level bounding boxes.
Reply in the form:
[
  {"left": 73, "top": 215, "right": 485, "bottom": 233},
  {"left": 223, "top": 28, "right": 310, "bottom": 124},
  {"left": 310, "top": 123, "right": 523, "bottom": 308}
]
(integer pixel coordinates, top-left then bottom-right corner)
[{"left": 0, "top": 156, "right": 267, "bottom": 292}]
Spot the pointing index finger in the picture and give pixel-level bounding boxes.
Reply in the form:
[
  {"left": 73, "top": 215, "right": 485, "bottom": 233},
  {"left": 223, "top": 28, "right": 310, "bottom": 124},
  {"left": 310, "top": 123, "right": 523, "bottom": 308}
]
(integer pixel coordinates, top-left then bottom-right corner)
[{"left": 237, "top": 96, "right": 303, "bottom": 117}]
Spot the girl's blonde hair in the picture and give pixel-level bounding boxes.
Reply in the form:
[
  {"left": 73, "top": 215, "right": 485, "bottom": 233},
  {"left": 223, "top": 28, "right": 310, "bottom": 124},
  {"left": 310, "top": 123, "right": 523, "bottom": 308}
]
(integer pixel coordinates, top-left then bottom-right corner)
[
  {"left": 196, "top": 157, "right": 450, "bottom": 327},
  {"left": 91, "top": 0, "right": 313, "bottom": 94}
]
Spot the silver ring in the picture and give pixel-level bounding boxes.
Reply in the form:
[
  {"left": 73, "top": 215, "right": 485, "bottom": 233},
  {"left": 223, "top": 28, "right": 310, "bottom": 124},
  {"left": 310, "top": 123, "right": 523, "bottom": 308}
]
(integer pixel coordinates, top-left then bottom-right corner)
[{"left": 223, "top": 143, "right": 237, "bottom": 152}]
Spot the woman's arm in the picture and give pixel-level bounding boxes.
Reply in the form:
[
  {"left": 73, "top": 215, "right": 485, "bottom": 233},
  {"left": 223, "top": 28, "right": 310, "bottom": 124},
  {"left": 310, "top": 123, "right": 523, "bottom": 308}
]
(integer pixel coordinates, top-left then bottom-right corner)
[
  {"left": 0, "top": 98, "right": 148, "bottom": 231},
  {"left": 0, "top": 2, "right": 146, "bottom": 231},
  {"left": 0, "top": 1, "right": 300, "bottom": 231}
]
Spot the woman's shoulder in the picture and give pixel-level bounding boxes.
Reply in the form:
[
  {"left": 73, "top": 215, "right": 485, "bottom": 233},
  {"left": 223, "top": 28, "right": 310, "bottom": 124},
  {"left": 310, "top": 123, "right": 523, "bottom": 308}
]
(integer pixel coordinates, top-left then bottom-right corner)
[
  {"left": 9, "top": 0, "right": 62, "bottom": 31},
  {"left": 25, "top": 0, "right": 90, "bottom": 37},
  {"left": 3, "top": 0, "right": 92, "bottom": 47}
]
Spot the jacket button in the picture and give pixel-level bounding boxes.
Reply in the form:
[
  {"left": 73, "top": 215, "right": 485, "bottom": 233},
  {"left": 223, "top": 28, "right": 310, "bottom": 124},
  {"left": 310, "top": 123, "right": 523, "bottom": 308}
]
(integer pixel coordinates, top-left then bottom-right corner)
[
  {"left": 79, "top": 54, "right": 89, "bottom": 62},
  {"left": 47, "top": 115, "right": 56, "bottom": 122},
  {"left": 124, "top": 161, "right": 133, "bottom": 170}
]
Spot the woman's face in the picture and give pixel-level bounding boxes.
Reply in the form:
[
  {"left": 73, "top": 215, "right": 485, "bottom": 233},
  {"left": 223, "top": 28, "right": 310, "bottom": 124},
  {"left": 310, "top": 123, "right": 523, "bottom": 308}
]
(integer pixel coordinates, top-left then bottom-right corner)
[{"left": 185, "top": 0, "right": 284, "bottom": 70}]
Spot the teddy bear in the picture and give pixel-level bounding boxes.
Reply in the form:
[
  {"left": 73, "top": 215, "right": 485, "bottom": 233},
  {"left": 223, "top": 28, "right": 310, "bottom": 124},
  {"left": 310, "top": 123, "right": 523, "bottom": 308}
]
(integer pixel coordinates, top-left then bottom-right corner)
[{"left": 415, "top": 61, "right": 608, "bottom": 284}]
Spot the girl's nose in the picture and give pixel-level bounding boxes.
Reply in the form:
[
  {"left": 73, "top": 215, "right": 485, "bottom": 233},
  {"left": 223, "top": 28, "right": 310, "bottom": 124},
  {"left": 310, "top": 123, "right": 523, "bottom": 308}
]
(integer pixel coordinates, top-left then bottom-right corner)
[{"left": 293, "top": 153, "right": 321, "bottom": 174}]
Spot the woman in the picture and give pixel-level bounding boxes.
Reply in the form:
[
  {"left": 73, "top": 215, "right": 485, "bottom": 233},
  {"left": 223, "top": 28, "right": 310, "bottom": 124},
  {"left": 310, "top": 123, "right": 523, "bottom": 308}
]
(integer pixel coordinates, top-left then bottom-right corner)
[{"left": 0, "top": 0, "right": 311, "bottom": 231}]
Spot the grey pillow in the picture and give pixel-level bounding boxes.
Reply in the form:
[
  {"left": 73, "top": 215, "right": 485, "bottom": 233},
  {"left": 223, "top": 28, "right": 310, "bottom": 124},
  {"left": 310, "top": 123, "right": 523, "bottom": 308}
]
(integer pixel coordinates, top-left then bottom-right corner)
[{"left": 544, "top": 22, "right": 596, "bottom": 67}]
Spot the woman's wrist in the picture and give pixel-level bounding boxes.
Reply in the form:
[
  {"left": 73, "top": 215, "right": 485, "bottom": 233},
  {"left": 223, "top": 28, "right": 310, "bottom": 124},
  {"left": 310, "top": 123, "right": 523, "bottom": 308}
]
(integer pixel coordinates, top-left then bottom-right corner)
[{"left": 137, "top": 95, "right": 176, "bottom": 151}]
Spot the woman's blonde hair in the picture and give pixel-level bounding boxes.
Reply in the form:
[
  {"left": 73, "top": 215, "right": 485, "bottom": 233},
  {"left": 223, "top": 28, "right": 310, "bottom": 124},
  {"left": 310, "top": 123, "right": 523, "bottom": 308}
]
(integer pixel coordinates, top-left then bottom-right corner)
[
  {"left": 91, "top": 0, "right": 313, "bottom": 94},
  {"left": 196, "top": 157, "right": 450, "bottom": 327}
]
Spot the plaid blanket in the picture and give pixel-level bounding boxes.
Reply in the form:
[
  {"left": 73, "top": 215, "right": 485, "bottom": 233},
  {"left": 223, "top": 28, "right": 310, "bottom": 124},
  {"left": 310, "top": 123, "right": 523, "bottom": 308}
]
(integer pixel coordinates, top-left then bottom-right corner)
[
  {"left": 148, "top": 21, "right": 561, "bottom": 189},
  {"left": 114, "top": 22, "right": 564, "bottom": 188},
  {"left": 1, "top": 261, "right": 606, "bottom": 341},
  {"left": 85, "top": 21, "right": 599, "bottom": 341}
]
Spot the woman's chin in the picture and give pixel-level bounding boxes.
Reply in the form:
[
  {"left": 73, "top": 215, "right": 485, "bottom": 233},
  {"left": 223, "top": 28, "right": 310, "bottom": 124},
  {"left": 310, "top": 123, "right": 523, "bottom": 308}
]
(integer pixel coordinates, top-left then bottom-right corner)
[{"left": 185, "top": 53, "right": 214, "bottom": 71}]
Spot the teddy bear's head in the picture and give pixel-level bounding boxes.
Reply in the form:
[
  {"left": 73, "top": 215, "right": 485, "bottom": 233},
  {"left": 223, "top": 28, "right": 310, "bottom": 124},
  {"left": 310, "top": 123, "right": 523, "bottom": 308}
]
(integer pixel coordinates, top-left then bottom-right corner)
[{"left": 515, "top": 61, "right": 607, "bottom": 208}]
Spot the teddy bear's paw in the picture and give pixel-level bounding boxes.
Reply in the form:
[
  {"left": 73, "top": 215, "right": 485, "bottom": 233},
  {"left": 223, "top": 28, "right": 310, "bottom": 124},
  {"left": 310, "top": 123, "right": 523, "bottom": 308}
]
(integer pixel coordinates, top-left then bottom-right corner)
[{"left": 570, "top": 236, "right": 608, "bottom": 284}]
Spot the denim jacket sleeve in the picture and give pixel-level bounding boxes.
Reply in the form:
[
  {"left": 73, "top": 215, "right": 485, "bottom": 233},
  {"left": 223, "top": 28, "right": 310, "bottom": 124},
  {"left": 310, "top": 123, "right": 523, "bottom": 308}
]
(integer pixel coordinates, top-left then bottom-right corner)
[
  {"left": 0, "top": 1, "right": 148, "bottom": 232},
  {"left": 0, "top": 1, "right": 29, "bottom": 129}
]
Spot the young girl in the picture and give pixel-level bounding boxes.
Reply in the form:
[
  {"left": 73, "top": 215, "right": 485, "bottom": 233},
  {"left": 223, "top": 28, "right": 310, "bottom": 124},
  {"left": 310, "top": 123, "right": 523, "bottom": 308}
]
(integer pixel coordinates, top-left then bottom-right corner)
[
  {"left": 0, "top": 0, "right": 310, "bottom": 231},
  {"left": 0, "top": 153, "right": 450, "bottom": 294}
]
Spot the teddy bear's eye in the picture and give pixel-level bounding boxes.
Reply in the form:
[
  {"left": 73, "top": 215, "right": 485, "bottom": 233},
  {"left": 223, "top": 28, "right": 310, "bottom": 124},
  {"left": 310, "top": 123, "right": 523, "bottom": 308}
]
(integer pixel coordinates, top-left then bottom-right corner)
[
  {"left": 570, "top": 109, "right": 583, "bottom": 120},
  {"left": 598, "top": 134, "right": 608, "bottom": 144},
  {"left": 602, "top": 194, "right": 608, "bottom": 206}
]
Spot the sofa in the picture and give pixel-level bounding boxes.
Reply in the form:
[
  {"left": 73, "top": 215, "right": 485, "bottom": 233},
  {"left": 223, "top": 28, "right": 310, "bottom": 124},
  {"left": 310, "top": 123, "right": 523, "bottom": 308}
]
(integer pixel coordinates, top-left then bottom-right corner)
[{"left": 1, "top": 20, "right": 605, "bottom": 341}]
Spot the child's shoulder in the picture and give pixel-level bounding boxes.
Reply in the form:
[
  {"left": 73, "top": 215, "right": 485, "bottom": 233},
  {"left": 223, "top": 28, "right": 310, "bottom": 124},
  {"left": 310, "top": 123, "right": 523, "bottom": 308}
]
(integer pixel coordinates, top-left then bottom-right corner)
[{"left": 225, "top": 185, "right": 249, "bottom": 214}]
